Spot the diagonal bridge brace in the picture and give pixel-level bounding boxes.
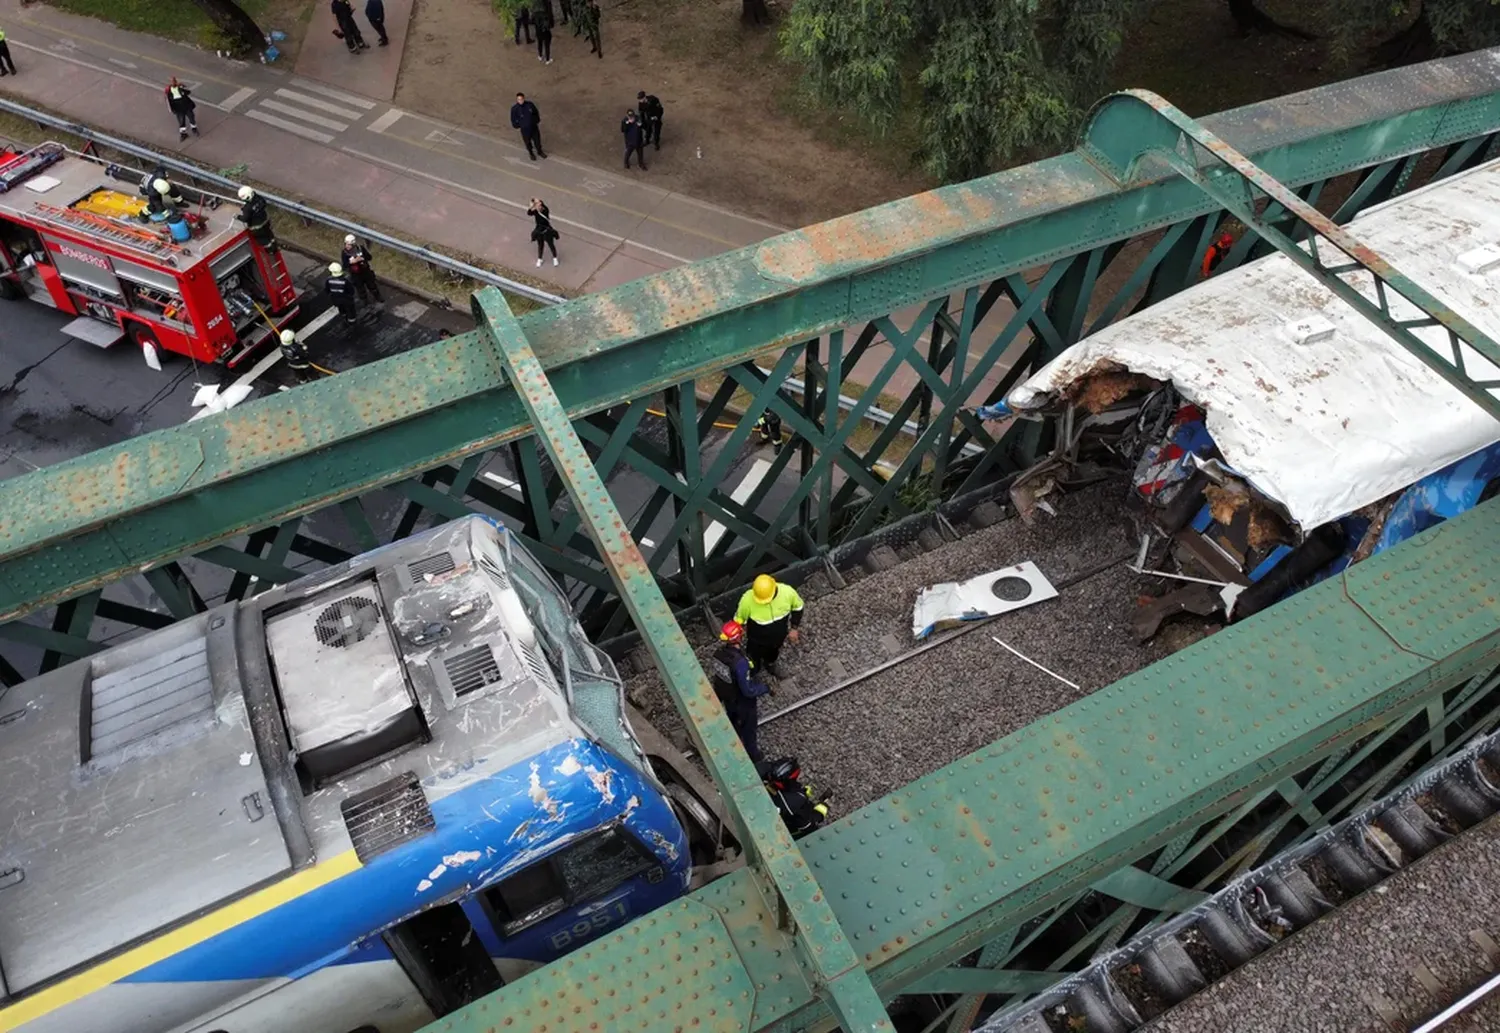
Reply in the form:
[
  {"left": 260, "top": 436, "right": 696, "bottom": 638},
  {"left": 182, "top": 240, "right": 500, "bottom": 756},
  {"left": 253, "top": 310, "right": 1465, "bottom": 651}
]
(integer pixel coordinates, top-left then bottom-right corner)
[
  {"left": 1081, "top": 89, "right": 1500, "bottom": 422},
  {"left": 470, "top": 287, "right": 895, "bottom": 1033}
]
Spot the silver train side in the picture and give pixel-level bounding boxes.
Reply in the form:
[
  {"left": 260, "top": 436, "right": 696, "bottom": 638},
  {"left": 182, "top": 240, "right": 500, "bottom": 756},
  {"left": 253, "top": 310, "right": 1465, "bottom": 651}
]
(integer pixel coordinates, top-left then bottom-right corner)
[{"left": 0, "top": 516, "right": 733, "bottom": 1033}]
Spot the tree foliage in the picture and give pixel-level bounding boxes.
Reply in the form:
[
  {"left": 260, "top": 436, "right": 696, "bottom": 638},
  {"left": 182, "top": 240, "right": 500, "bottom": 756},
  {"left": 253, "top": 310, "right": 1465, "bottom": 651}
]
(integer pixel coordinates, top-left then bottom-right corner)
[
  {"left": 188, "top": 0, "right": 266, "bottom": 55},
  {"left": 1326, "top": 0, "right": 1500, "bottom": 67}
]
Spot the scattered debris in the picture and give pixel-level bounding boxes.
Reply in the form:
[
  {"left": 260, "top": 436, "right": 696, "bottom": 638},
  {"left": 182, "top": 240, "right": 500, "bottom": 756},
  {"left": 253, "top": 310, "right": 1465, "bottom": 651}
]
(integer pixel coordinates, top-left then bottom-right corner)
[
  {"left": 990, "top": 636, "right": 1081, "bottom": 690},
  {"left": 911, "top": 562, "right": 1058, "bottom": 639}
]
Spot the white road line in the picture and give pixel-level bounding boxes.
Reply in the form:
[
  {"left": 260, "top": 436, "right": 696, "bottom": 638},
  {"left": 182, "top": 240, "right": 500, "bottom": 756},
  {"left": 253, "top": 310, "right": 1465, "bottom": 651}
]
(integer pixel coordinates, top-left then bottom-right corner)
[
  {"left": 641, "top": 537, "right": 656, "bottom": 548},
  {"left": 299, "top": 306, "right": 341, "bottom": 339},
  {"left": 290, "top": 79, "right": 377, "bottom": 110},
  {"left": 220, "top": 86, "right": 256, "bottom": 113},
  {"left": 245, "top": 109, "right": 335, "bottom": 144},
  {"left": 106, "top": 57, "right": 137, "bottom": 69},
  {"left": 187, "top": 307, "right": 340, "bottom": 421},
  {"left": 259, "top": 99, "right": 350, "bottom": 132},
  {"left": 482, "top": 471, "right": 521, "bottom": 492},
  {"left": 273, "top": 88, "right": 366, "bottom": 120},
  {"left": 11, "top": 40, "right": 163, "bottom": 92},
  {"left": 366, "top": 108, "right": 405, "bottom": 134},
  {"left": 340, "top": 146, "right": 693, "bottom": 264},
  {"left": 703, "top": 458, "right": 773, "bottom": 554}
]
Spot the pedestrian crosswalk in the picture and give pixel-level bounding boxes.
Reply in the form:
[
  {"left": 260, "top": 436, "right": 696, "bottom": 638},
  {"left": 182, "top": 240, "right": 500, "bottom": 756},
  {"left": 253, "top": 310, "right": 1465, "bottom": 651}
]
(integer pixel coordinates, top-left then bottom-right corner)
[{"left": 243, "top": 80, "right": 377, "bottom": 144}]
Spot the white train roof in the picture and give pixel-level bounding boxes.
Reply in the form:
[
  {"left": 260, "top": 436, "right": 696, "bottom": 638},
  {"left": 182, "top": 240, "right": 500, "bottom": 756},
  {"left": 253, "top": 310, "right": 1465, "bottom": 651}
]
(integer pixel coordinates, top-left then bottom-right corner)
[{"left": 1009, "top": 158, "right": 1500, "bottom": 530}]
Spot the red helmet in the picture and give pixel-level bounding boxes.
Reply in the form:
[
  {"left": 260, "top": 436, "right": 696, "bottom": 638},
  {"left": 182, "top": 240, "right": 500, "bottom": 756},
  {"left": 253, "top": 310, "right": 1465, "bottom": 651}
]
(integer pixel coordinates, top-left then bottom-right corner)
[
  {"left": 1217, "top": 232, "right": 1234, "bottom": 247},
  {"left": 719, "top": 620, "right": 745, "bottom": 645}
]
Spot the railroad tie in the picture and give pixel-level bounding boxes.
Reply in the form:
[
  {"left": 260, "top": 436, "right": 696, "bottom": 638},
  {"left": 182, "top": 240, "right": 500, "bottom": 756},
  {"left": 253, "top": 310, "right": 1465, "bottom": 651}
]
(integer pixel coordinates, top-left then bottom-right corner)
[
  {"left": 1469, "top": 928, "right": 1500, "bottom": 968},
  {"left": 1364, "top": 989, "right": 1402, "bottom": 1029}
]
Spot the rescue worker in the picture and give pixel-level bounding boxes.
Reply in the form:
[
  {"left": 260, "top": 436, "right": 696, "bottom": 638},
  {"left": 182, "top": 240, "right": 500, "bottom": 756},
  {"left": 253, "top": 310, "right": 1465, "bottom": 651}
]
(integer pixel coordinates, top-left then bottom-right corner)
[
  {"left": 1202, "top": 231, "right": 1234, "bottom": 278},
  {"left": 142, "top": 178, "right": 185, "bottom": 219},
  {"left": 326, "top": 261, "right": 359, "bottom": 326},
  {"left": 510, "top": 92, "right": 546, "bottom": 161},
  {"left": 621, "top": 109, "right": 647, "bottom": 171},
  {"left": 734, "top": 573, "right": 804, "bottom": 677},
  {"left": 754, "top": 408, "right": 782, "bottom": 453},
  {"left": 340, "top": 234, "right": 384, "bottom": 305},
  {"left": 0, "top": 28, "right": 18, "bottom": 77},
  {"left": 165, "top": 77, "right": 198, "bottom": 139},
  {"left": 636, "top": 91, "right": 664, "bottom": 149},
  {"left": 762, "top": 758, "right": 830, "bottom": 839},
  {"left": 279, "top": 328, "right": 313, "bottom": 384},
  {"left": 708, "top": 621, "right": 769, "bottom": 763},
  {"left": 235, "top": 186, "right": 279, "bottom": 251}
]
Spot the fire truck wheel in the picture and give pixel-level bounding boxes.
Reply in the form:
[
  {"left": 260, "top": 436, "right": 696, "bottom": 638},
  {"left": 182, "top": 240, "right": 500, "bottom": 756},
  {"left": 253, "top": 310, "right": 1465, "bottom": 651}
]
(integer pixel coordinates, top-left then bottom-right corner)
[
  {"left": 127, "top": 323, "right": 162, "bottom": 358},
  {"left": 0, "top": 276, "right": 21, "bottom": 301}
]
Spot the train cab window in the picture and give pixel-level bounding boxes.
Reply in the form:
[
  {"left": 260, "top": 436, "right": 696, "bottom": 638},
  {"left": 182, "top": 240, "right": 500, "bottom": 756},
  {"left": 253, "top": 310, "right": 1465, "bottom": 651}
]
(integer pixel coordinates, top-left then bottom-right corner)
[{"left": 485, "top": 826, "right": 656, "bottom": 937}]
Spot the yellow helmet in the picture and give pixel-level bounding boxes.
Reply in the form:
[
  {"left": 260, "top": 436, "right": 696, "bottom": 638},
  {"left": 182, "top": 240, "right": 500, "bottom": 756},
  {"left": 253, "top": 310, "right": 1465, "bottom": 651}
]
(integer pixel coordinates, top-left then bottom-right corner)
[{"left": 752, "top": 574, "right": 776, "bottom": 603}]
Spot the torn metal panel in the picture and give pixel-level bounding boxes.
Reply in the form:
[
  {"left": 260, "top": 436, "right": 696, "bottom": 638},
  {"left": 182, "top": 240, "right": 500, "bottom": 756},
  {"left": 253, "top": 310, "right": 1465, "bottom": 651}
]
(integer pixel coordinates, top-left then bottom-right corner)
[
  {"left": 912, "top": 562, "right": 1059, "bottom": 639},
  {"left": 1011, "top": 157, "right": 1500, "bottom": 532}
]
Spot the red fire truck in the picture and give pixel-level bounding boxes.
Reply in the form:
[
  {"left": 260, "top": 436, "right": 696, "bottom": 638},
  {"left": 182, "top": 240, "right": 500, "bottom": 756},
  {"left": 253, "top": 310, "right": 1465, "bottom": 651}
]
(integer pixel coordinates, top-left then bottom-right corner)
[{"left": 0, "top": 142, "right": 299, "bottom": 368}]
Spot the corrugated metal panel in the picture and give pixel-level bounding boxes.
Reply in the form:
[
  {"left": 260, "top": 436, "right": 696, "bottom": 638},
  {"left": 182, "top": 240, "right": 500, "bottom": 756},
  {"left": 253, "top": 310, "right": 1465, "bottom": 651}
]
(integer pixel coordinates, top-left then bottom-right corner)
[
  {"left": 340, "top": 771, "right": 435, "bottom": 863},
  {"left": 89, "top": 637, "right": 213, "bottom": 757}
]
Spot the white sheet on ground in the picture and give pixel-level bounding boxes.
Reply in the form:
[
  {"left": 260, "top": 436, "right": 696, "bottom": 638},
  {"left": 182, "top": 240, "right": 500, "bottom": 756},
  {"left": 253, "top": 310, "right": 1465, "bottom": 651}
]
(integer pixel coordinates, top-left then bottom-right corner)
[{"left": 912, "top": 562, "right": 1057, "bottom": 639}]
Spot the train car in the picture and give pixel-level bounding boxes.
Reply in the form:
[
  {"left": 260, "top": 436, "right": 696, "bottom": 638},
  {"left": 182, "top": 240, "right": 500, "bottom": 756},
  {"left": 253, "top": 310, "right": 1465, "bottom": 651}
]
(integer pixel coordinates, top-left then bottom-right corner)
[{"left": 0, "top": 516, "right": 730, "bottom": 1033}]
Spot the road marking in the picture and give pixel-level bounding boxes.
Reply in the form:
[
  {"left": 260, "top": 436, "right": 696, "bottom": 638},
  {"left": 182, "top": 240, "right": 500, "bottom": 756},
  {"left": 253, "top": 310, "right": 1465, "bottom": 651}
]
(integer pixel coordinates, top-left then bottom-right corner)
[
  {"left": 290, "top": 78, "right": 377, "bottom": 110},
  {"left": 390, "top": 300, "right": 429, "bottom": 322},
  {"left": 482, "top": 471, "right": 521, "bottom": 492},
  {"left": 220, "top": 86, "right": 256, "bottom": 112},
  {"left": 106, "top": 57, "right": 137, "bottom": 70},
  {"left": 339, "top": 146, "right": 693, "bottom": 265},
  {"left": 299, "top": 306, "right": 341, "bottom": 340},
  {"left": 366, "top": 108, "right": 405, "bottom": 134},
  {"left": 11, "top": 39, "right": 163, "bottom": 92},
  {"left": 188, "top": 308, "right": 340, "bottom": 421},
  {"left": 273, "top": 88, "right": 366, "bottom": 120},
  {"left": 245, "top": 109, "right": 336, "bottom": 143},
  {"left": 259, "top": 99, "right": 350, "bottom": 132},
  {"left": 641, "top": 537, "right": 655, "bottom": 548},
  {"left": 703, "top": 458, "right": 773, "bottom": 554}
]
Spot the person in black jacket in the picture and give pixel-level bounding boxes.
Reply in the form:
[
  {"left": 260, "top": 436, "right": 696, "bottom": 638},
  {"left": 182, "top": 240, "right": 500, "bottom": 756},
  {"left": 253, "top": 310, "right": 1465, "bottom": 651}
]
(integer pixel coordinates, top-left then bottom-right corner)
[
  {"left": 326, "top": 262, "right": 359, "bottom": 325},
  {"left": 331, "top": 0, "right": 367, "bottom": 53},
  {"left": 235, "top": 186, "right": 278, "bottom": 251},
  {"left": 621, "top": 109, "right": 646, "bottom": 171},
  {"left": 341, "top": 234, "right": 383, "bottom": 305},
  {"left": 636, "top": 91, "right": 663, "bottom": 150},
  {"left": 528, "top": 197, "right": 559, "bottom": 267},
  {"left": 513, "top": 4, "right": 532, "bottom": 44},
  {"left": 510, "top": 93, "right": 546, "bottom": 160},
  {"left": 364, "top": 0, "right": 389, "bottom": 45},
  {"left": 708, "top": 621, "right": 769, "bottom": 763},
  {"left": 533, "top": 2, "right": 553, "bottom": 63},
  {"left": 164, "top": 78, "right": 198, "bottom": 139}
]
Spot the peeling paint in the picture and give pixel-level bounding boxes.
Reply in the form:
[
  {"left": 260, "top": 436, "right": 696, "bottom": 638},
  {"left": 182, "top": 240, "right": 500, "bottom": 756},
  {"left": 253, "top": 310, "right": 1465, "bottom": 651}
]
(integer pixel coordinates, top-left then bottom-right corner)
[
  {"left": 582, "top": 764, "right": 614, "bottom": 804},
  {"left": 556, "top": 754, "right": 581, "bottom": 776}
]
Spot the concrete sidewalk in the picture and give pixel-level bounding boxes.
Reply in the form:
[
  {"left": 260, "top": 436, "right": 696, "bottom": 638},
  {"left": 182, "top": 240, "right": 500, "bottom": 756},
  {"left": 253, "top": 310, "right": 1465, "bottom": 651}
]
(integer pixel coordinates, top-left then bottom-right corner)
[
  {"left": 296, "top": 0, "right": 412, "bottom": 102},
  {"left": 0, "top": 0, "right": 782, "bottom": 294}
]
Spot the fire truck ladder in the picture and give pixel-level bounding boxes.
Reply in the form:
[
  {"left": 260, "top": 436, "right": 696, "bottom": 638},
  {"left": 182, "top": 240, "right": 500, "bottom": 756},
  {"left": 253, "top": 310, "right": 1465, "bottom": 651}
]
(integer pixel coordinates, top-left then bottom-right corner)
[{"left": 31, "top": 203, "right": 182, "bottom": 261}]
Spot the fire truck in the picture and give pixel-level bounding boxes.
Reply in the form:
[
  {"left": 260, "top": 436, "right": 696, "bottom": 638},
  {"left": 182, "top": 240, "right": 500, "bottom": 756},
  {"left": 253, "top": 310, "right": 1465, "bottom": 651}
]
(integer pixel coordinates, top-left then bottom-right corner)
[{"left": 0, "top": 141, "right": 299, "bottom": 368}]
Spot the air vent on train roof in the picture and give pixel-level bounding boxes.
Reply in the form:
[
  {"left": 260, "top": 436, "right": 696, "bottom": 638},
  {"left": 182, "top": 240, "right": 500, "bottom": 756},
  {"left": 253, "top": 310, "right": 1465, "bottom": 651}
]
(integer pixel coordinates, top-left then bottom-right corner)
[
  {"left": 408, "top": 552, "right": 456, "bottom": 582},
  {"left": 313, "top": 596, "right": 381, "bottom": 649},
  {"left": 442, "top": 644, "right": 503, "bottom": 698}
]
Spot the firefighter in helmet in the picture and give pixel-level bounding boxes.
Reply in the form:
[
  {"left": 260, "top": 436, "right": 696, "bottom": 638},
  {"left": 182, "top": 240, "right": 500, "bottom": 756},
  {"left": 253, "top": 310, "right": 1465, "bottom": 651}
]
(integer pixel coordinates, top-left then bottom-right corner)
[
  {"left": 235, "top": 186, "right": 279, "bottom": 252},
  {"left": 708, "top": 620, "right": 769, "bottom": 763},
  {"left": 279, "top": 328, "right": 312, "bottom": 384},
  {"left": 325, "top": 262, "right": 358, "bottom": 326},
  {"left": 734, "top": 573, "right": 804, "bottom": 677}
]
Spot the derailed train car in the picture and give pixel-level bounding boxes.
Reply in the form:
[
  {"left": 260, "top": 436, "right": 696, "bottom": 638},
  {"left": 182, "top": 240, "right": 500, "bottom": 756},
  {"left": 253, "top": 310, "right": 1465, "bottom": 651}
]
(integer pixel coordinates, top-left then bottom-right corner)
[
  {"left": 0, "top": 517, "right": 732, "bottom": 1033},
  {"left": 1001, "top": 157, "right": 1500, "bottom": 640}
]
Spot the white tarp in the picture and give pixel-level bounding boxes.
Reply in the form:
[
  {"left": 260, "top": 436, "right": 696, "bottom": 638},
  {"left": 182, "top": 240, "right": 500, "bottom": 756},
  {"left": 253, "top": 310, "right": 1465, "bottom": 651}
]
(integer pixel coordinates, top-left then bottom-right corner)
[
  {"left": 1008, "top": 158, "right": 1500, "bottom": 531},
  {"left": 911, "top": 562, "right": 1057, "bottom": 639}
]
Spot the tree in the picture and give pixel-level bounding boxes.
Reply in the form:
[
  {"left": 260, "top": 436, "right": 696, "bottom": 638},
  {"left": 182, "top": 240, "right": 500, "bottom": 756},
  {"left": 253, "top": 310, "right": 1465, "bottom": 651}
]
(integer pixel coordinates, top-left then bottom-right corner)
[
  {"left": 1325, "top": 0, "right": 1500, "bottom": 68},
  {"left": 780, "top": 0, "right": 1133, "bottom": 183},
  {"left": 189, "top": 0, "right": 267, "bottom": 56}
]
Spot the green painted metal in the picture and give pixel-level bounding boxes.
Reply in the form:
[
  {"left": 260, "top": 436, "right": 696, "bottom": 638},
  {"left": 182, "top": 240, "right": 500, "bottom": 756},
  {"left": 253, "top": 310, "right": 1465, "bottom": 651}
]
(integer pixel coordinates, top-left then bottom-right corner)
[
  {"left": 424, "top": 493, "right": 1500, "bottom": 1033},
  {"left": 2, "top": 56, "right": 1500, "bottom": 624},
  {"left": 1082, "top": 89, "right": 1500, "bottom": 419},
  {"left": 470, "top": 286, "right": 893, "bottom": 1033}
]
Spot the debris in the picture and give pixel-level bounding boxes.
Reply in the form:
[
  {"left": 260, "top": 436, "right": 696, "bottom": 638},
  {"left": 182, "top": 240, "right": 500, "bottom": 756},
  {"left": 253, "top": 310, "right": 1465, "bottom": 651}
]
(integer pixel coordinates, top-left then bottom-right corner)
[
  {"left": 990, "top": 636, "right": 1081, "bottom": 690},
  {"left": 1065, "top": 366, "right": 1163, "bottom": 414},
  {"left": 911, "top": 562, "right": 1058, "bottom": 639}
]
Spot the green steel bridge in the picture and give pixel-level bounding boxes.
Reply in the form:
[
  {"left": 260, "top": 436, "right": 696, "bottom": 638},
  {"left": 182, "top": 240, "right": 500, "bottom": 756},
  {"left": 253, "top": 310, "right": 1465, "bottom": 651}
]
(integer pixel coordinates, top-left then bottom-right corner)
[{"left": 3, "top": 48, "right": 1500, "bottom": 1033}]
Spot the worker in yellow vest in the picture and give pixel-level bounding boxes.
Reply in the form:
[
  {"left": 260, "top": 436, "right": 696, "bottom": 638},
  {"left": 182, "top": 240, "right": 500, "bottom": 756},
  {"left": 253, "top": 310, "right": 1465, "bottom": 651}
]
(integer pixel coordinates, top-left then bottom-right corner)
[
  {"left": 0, "top": 29, "right": 16, "bottom": 77},
  {"left": 734, "top": 574, "right": 804, "bottom": 677}
]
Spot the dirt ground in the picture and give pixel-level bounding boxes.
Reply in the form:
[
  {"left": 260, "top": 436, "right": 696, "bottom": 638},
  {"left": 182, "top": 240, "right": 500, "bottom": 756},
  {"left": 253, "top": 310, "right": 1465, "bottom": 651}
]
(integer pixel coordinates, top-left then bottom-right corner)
[{"left": 394, "top": 0, "right": 1342, "bottom": 228}]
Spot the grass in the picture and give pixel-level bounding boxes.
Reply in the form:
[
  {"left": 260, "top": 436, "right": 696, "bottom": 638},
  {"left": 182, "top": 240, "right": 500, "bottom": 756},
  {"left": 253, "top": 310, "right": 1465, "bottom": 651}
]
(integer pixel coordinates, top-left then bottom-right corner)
[{"left": 43, "top": 0, "right": 313, "bottom": 56}]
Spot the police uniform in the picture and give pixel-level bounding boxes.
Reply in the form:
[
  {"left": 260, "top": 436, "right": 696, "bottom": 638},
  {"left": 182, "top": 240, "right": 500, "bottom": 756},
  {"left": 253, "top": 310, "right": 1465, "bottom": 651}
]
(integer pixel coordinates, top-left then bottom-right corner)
[{"left": 708, "top": 640, "right": 768, "bottom": 762}]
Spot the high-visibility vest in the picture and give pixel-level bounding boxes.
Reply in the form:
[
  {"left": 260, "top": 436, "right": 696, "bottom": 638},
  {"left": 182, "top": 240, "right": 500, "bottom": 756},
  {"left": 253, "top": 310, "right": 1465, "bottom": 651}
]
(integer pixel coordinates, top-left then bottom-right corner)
[
  {"left": 0, "top": 31, "right": 9, "bottom": 42},
  {"left": 734, "top": 583, "right": 804, "bottom": 630}
]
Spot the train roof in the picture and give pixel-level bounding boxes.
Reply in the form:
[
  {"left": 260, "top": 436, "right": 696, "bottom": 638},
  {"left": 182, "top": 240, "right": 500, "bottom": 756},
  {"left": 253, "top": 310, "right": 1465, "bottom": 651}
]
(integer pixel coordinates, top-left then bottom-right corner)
[
  {"left": 0, "top": 144, "right": 247, "bottom": 267},
  {"left": 1009, "top": 156, "right": 1500, "bottom": 531},
  {"left": 0, "top": 517, "right": 635, "bottom": 999}
]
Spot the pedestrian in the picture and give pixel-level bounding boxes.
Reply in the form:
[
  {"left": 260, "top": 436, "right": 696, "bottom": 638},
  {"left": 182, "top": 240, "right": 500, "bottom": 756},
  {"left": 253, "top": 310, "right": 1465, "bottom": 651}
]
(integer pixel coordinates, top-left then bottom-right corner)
[
  {"left": 533, "top": 1, "right": 553, "bottom": 64},
  {"left": 1202, "top": 231, "right": 1234, "bottom": 278},
  {"left": 326, "top": 262, "right": 359, "bottom": 325},
  {"left": 579, "top": 0, "right": 602, "bottom": 57},
  {"left": 364, "top": 0, "right": 389, "bottom": 45},
  {"left": 528, "top": 197, "right": 560, "bottom": 268},
  {"left": 164, "top": 77, "right": 198, "bottom": 139},
  {"left": 708, "top": 621, "right": 770, "bottom": 763},
  {"left": 637, "top": 90, "right": 664, "bottom": 149},
  {"left": 513, "top": 4, "right": 533, "bottom": 44},
  {"left": 0, "top": 29, "right": 19, "bottom": 77},
  {"left": 558, "top": 0, "right": 572, "bottom": 25},
  {"left": 734, "top": 574, "right": 804, "bottom": 678},
  {"left": 279, "top": 329, "right": 314, "bottom": 384},
  {"left": 510, "top": 92, "right": 546, "bottom": 160},
  {"left": 341, "top": 234, "right": 384, "bottom": 305},
  {"left": 235, "top": 186, "right": 279, "bottom": 251},
  {"left": 621, "top": 109, "right": 647, "bottom": 171},
  {"left": 331, "top": 0, "right": 368, "bottom": 53}
]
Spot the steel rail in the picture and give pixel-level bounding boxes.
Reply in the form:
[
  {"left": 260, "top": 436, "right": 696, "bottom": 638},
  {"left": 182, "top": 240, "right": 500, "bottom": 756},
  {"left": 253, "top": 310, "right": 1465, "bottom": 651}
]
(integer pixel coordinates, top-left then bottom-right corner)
[{"left": 1411, "top": 971, "right": 1500, "bottom": 1032}]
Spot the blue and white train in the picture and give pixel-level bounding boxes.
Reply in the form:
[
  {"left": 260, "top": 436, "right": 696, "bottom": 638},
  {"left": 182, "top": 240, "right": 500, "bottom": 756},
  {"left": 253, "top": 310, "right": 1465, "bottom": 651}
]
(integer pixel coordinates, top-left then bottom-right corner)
[{"left": 0, "top": 516, "right": 734, "bottom": 1033}]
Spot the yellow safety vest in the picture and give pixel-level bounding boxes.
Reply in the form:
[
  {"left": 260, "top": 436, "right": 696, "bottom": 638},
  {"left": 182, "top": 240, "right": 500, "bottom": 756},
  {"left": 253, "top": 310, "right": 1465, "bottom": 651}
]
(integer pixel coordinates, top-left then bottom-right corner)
[
  {"left": 0, "top": 31, "right": 8, "bottom": 42},
  {"left": 735, "top": 583, "right": 804, "bottom": 629}
]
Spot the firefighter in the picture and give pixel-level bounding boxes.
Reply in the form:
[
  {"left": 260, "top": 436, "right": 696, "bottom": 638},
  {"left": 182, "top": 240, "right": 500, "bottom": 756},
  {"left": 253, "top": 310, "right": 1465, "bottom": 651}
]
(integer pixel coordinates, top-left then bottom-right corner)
[
  {"left": 235, "top": 186, "right": 279, "bottom": 252},
  {"left": 708, "top": 620, "right": 769, "bottom": 763},
  {"left": 164, "top": 77, "right": 198, "bottom": 139},
  {"left": 734, "top": 573, "right": 804, "bottom": 678},
  {"left": 326, "top": 262, "right": 358, "bottom": 325},
  {"left": 762, "top": 757, "right": 830, "bottom": 839},
  {"left": 1202, "top": 231, "right": 1234, "bottom": 278},
  {"left": 754, "top": 408, "right": 782, "bottom": 453},
  {"left": 279, "top": 328, "right": 313, "bottom": 384},
  {"left": 341, "top": 234, "right": 383, "bottom": 305}
]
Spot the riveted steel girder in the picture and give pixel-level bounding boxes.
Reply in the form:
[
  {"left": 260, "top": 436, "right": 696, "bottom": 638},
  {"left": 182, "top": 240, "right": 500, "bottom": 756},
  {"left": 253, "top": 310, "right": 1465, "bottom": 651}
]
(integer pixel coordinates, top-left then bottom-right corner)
[{"left": 2, "top": 53, "right": 1500, "bottom": 622}]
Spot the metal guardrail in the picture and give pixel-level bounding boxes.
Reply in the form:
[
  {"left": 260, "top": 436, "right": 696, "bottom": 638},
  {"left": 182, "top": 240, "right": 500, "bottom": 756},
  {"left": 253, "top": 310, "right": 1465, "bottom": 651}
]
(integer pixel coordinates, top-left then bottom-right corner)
[{"left": 0, "top": 96, "right": 568, "bottom": 306}]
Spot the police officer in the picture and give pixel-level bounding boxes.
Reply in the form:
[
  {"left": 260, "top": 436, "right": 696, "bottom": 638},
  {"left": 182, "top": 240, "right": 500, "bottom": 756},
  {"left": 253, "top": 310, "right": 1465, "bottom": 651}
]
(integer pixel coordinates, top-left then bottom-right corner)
[
  {"left": 326, "top": 262, "right": 358, "bottom": 325},
  {"left": 734, "top": 574, "right": 804, "bottom": 677},
  {"left": 235, "top": 186, "right": 279, "bottom": 251},
  {"left": 341, "top": 234, "right": 383, "bottom": 305},
  {"left": 636, "top": 91, "right": 664, "bottom": 149},
  {"left": 708, "top": 621, "right": 769, "bottom": 763},
  {"left": 279, "top": 328, "right": 313, "bottom": 384}
]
